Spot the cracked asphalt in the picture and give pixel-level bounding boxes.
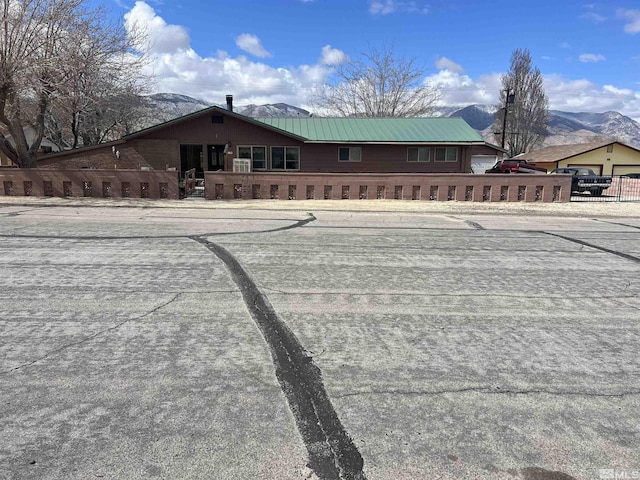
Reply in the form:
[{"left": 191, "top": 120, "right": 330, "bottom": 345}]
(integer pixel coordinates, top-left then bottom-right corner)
[{"left": 1, "top": 199, "right": 639, "bottom": 480}]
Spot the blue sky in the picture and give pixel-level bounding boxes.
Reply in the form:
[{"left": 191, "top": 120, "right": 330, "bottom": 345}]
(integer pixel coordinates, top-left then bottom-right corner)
[{"left": 106, "top": 0, "right": 640, "bottom": 120}]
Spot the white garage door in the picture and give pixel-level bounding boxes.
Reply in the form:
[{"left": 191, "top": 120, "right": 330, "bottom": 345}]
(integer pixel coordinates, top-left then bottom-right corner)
[
  {"left": 612, "top": 165, "right": 640, "bottom": 176},
  {"left": 471, "top": 155, "right": 497, "bottom": 174}
]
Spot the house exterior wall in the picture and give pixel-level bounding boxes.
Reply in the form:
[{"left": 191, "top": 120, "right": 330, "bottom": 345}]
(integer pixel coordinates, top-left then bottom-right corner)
[
  {"left": 130, "top": 111, "right": 495, "bottom": 174},
  {"left": 35, "top": 109, "right": 503, "bottom": 174},
  {"left": 38, "top": 144, "right": 152, "bottom": 170},
  {"left": 292, "top": 143, "right": 468, "bottom": 173},
  {"left": 530, "top": 144, "right": 640, "bottom": 176},
  {"left": 128, "top": 139, "right": 180, "bottom": 170}
]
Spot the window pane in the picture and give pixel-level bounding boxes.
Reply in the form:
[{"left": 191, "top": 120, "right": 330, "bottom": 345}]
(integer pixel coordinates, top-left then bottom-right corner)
[
  {"left": 419, "top": 148, "right": 429, "bottom": 162},
  {"left": 271, "top": 147, "right": 285, "bottom": 169},
  {"left": 238, "top": 147, "right": 251, "bottom": 159},
  {"left": 446, "top": 147, "right": 457, "bottom": 161},
  {"left": 253, "top": 147, "right": 265, "bottom": 160},
  {"left": 408, "top": 147, "right": 418, "bottom": 162},
  {"left": 435, "top": 148, "right": 445, "bottom": 161},
  {"left": 351, "top": 147, "right": 361, "bottom": 161},
  {"left": 285, "top": 147, "right": 299, "bottom": 170},
  {"left": 339, "top": 147, "right": 350, "bottom": 161},
  {"left": 252, "top": 147, "right": 266, "bottom": 169}
]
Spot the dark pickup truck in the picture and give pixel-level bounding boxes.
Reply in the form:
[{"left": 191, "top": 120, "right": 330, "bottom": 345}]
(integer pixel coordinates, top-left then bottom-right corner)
[
  {"left": 549, "top": 167, "right": 612, "bottom": 196},
  {"left": 485, "top": 159, "right": 548, "bottom": 174}
]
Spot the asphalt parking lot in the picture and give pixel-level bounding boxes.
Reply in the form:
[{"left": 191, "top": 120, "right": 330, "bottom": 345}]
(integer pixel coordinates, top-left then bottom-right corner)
[{"left": 1, "top": 199, "right": 639, "bottom": 480}]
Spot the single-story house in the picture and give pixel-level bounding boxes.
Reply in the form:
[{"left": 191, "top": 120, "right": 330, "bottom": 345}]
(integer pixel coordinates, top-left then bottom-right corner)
[
  {"left": 38, "top": 96, "right": 504, "bottom": 175},
  {"left": 512, "top": 140, "right": 640, "bottom": 176}
]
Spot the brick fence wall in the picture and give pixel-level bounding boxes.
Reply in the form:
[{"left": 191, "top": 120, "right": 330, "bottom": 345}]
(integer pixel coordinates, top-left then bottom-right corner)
[
  {"left": 205, "top": 172, "right": 572, "bottom": 203},
  {"left": 0, "top": 169, "right": 180, "bottom": 200}
]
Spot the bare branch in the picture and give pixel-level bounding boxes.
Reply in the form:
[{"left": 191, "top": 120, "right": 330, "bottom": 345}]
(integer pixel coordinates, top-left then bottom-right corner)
[
  {"left": 312, "top": 45, "right": 440, "bottom": 118},
  {"left": 0, "top": 0, "right": 149, "bottom": 167}
]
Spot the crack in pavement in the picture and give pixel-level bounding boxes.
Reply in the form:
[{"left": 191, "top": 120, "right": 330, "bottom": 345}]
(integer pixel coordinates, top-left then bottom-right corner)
[
  {"left": 446, "top": 215, "right": 486, "bottom": 230},
  {"left": 202, "top": 212, "right": 317, "bottom": 236},
  {"left": 190, "top": 236, "right": 366, "bottom": 480},
  {"left": 0, "top": 213, "right": 316, "bottom": 240},
  {"left": 333, "top": 386, "right": 640, "bottom": 399},
  {"left": 543, "top": 232, "right": 640, "bottom": 263},
  {"left": 593, "top": 218, "right": 640, "bottom": 230},
  {"left": 1, "top": 293, "right": 181, "bottom": 375}
]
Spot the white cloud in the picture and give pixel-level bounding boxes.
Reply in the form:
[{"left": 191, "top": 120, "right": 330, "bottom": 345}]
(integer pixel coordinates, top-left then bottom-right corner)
[
  {"left": 123, "top": 2, "right": 640, "bottom": 122},
  {"left": 580, "top": 12, "right": 606, "bottom": 23},
  {"left": 369, "top": 0, "right": 396, "bottom": 14},
  {"left": 434, "top": 57, "right": 464, "bottom": 73},
  {"left": 426, "top": 69, "right": 640, "bottom": 122},
  {"left": 124, "top": 1, "right": 190, "bottom": 53},
  {"left": 124, "top": 2, "right": 335, "bottom": 110},
  {"left": 369, "top": 0, "right": 429, "bottom": 15},
  {"left": 579, "top": 53, "right": 606, "bottom": 63},
  {"left": 544, "top": 74, "right": 640, "bottom": 120},
  {"left": 320, "top": 45, "right": 348, "bottom": 65},
  {"left": 235, "top": 34, "right": 271, "bottom": 58},
  {"left": 618, "top": 9, "right": 640, "bottom": 34},
  {"left": 425, "top": 70, "right": 502, "bottom": 106}
]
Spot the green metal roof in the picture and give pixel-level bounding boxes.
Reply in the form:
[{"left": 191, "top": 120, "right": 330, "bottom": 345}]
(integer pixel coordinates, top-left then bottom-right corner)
[{"left": 252, "top": 117, "right": 483, "bottom": 143}]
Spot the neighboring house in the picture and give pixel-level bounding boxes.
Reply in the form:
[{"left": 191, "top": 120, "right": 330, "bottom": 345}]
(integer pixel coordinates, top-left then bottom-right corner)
[
  {"left": 38, "top": 97, "right": 504, "bottom": 174},
  {"left": 0, "top": 125, "right": 63, "bottom": 166},
  {"left": 513, "top": 140, "right": 640, "bottom": 176}
]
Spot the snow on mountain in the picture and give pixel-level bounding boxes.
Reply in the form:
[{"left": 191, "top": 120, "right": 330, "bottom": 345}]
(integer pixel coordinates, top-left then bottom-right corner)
[
  {"left": 444, "top": 104, "right": 640, "bottom": 149},
  {"left": 447, "top": 105, "right": 496, "bottom": 131},
  {"left": 141, "top": 94, "right": 640, "bottom": 149},
  {"left": 239, "top": 103, "right": 310, "bottom": 117}
]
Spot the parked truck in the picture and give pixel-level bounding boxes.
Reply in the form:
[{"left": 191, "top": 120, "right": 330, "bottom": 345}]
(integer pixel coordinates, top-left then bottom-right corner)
[
  {"left": 485, "top": 159, "right": 548, "bottom": 174},
  {"left": 549, "top": 167, "right": 612, "bottom": 196}
]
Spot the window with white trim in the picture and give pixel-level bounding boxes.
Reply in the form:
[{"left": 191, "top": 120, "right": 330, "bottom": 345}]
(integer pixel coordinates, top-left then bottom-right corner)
[
  {"left": 238, "top": 146, "right": 266, "bottom": 170},
  {"left": 271, "top": 146, "right": 300, "bottom": 170},
  {"left": 339, "top": 146, "right": 361, "bottom": 162},
  {"left": 434, "top": 147, "right": 458, "bottom": 162},
  {"left": 407, "top": 147, "right": 430, "bottom": 162}
]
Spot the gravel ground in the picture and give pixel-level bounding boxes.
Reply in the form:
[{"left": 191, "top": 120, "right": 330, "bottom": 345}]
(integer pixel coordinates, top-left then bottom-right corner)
[{"left": 1, "top": 196, "right": 640, "bottom": 217}]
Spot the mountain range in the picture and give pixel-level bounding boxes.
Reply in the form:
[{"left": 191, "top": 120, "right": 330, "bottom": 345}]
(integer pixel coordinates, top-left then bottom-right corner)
[{"left": 143, "top": 93, "right": 640, "bottom": 150}]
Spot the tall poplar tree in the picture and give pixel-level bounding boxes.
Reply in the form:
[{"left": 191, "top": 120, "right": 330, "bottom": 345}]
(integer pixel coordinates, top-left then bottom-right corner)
[{"left": 493, "top": 48, "right": 549, "bottom": 157}]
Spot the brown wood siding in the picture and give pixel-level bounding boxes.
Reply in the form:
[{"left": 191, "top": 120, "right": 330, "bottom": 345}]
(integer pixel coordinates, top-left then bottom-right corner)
[
  {"left": 138, "top": 112, "right": 299, "bottom": 147},
  {"left": 38, "top": 145, "right": 151, "bottom": 170},
  {"left": 297, "top": 144, "right": 464, "bottom": 173},
  {"left": 129, "top": 139, "right": 180, "bottom": 170}
]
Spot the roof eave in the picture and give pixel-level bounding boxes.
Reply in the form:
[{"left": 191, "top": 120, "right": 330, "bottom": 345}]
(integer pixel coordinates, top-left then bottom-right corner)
[{"left": 302, "top": 140, "right": 485, "bottom": 145}]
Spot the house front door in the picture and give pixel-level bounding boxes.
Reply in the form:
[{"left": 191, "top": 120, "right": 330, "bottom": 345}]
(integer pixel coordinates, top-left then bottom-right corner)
[{"left": 208, "top": 144, "right": 226, "bottom": 171}]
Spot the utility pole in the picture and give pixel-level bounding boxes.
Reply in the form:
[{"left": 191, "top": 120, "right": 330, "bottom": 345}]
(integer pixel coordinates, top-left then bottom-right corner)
[{"left": 500, "top": 89, "right": 515, "bottom": 150}]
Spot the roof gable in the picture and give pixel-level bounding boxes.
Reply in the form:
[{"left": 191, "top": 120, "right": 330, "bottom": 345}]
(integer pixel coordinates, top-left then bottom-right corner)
[{"left": 123, "top": 105, "right": 308, "bottom": 142}]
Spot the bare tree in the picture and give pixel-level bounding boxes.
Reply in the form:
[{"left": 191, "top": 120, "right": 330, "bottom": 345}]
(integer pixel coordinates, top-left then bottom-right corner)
[
  {"left": 493, "top": 48, "right": 549, "bottom": 157},
  {"left": 0, "top": 0, "right": 146, "bottom": 167},
  {"left": 313, "top": 45, "right": 440, "bottom": 117}
]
